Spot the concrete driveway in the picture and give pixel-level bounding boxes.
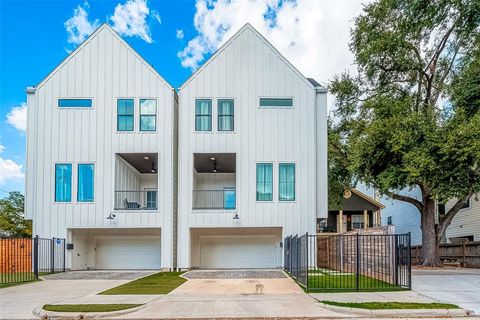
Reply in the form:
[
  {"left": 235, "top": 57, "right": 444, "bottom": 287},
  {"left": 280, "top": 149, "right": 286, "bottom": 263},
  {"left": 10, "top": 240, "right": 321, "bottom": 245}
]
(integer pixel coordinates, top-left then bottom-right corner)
[
  {"left": 0, "top": 271, "right": 152, "bottom": 320},
  {"left": 116, "top": 270, "right": 347, "bottom": 319},
  {"left": 412, "top": 268, "right": 480, "bottom": 313}
]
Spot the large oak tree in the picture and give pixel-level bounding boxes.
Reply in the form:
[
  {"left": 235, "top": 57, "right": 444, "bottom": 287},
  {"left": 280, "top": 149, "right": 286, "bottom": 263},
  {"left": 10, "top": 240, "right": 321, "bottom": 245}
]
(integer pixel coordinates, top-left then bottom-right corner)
[{"left": 329, "top": 0, "right": 480, "bottom": 265}]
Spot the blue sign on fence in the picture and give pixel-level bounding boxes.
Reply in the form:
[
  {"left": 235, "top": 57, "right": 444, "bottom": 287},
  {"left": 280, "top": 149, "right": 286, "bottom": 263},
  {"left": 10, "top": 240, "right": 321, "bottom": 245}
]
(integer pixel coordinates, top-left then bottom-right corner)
[{"left": 56, "top": 238, "right": 61, "bottom": 244}]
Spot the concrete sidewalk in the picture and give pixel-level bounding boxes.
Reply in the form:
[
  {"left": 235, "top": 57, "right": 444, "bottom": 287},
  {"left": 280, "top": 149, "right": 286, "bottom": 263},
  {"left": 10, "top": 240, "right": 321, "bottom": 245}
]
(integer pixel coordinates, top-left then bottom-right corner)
[
  {"left": 310, "top": 290, "right": 437, "bottom": 303},
  {"left": 114, "top": 293, "right": 350, "bottom": 319}
]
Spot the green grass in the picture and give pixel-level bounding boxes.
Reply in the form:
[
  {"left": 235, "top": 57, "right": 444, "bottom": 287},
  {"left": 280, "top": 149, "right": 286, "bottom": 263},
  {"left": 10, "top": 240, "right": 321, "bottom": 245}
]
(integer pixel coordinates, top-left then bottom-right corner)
[
  {"left": 43, "top": 304, "right": 142, "bottom": 312},
  {"left": 303, "top": 269, "right": 405, "bottom": 292},
  {"left": 320, "top": 301, "right": 460, "bottom": 310},
  {"left": 99, "top": 272, "right": 186, "bottom": 295}
]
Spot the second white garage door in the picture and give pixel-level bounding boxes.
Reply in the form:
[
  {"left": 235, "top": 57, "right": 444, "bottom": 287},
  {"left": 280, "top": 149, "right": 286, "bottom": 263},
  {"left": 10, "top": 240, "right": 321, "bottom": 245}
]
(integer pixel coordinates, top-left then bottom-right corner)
[
  {"left": 199, "top": 235, "right": 279, "bottom": 268},
  {"left": 95, "top": 236, "right": 161, "bottom": 269}
]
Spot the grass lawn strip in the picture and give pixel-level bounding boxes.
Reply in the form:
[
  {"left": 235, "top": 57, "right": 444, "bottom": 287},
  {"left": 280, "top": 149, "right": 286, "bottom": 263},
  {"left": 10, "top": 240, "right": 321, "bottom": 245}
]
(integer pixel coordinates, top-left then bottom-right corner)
[
  {"left": 320, "top": 301, "right": 460, "bottom": 310},
  {"left": 99, "top": 272, "right": 186, "bottom": 295},
  {"left": 43, "top": 304, "right": 142, "bottom": 312}
]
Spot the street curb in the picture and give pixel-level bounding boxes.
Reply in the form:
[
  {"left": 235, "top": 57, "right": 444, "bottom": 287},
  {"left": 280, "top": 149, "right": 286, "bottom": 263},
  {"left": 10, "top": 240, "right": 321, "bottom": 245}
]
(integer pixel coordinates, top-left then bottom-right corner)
[
  {"left": 317, "top": 302, "right": 476, "bottom": 318},
  {"left": 32, "top": 303, "right": 146, "bottom": 320}
]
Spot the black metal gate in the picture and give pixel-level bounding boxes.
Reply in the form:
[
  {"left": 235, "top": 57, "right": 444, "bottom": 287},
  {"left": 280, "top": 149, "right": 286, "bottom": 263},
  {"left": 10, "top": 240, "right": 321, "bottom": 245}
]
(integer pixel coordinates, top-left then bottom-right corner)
[
  {"left": 1, "top": 236, "right": 66, "bottom": 286},
  {"left": 284, "top": 233, "right": 411, "bottom": 291}
]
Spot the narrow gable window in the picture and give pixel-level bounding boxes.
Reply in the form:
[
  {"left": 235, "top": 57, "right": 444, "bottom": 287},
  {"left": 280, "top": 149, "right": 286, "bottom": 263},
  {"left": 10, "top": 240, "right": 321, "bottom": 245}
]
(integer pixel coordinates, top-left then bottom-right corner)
[
  {"left": 195, "top": 99, "right": 212, "bottom": 131},
  {"left": 55, "top": 164, "right": 72, "bottom": 202},
  {"left": 259, "top": 98, "right": 293, "bottom": 108},
  {"left": 218, "top": 99, "right": 234, "bottom": 131},
  {"left": 279, "top": 163, "right": 295, "bottom": 201},
  {"left": 58, "top": 99, "right": 92, "bottom": 108},
  {"left": 77, "top": 164, "right": 94, "bottom": 202},
  {"left": 117, "top": 99, "right": 134, "bottom": 131},
  {"left": 256, "top": 163, "right": 273, "bottom": 201},
  {"left": 140, "top": 99, "right": 157, "bottom": 131}
]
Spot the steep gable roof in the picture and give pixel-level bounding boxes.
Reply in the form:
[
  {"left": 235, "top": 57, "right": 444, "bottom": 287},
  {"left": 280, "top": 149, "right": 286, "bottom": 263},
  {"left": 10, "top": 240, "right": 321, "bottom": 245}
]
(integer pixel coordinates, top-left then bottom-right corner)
[
  {"left": 34, "top": 23, "right": 172, "bottom": 90},
  {"left": 179, "top": 23, "right": 322, "bottom": 91}
]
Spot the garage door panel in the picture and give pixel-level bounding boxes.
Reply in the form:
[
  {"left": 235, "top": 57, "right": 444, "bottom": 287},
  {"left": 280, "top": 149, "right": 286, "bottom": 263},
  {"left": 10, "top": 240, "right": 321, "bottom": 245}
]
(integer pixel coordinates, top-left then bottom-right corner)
[
  {"left": 199, "top": 235, "right": 278, "bottom": 268},
  {"left": 96, "top": 236, "right": 161, "bottom": 270}
]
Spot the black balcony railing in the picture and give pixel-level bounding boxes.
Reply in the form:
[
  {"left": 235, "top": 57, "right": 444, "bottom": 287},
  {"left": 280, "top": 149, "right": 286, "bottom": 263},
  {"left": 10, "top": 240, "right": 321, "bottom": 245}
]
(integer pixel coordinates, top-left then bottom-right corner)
[
  {"left": 114, "top": 189, "right": 158, "bottom": 210},
  {"left": 193, "top": 189, "right": 236, "bottom": 210}
]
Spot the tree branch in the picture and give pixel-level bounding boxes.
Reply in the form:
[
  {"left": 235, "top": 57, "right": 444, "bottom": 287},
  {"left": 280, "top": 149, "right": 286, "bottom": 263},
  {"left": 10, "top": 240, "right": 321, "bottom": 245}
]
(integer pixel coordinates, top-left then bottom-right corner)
[
  {"left": 437, "top": 192, "right": 475, "bottom": 242},
  {"left": 384, "top": 190, "right": 424, "bottom": 212}
]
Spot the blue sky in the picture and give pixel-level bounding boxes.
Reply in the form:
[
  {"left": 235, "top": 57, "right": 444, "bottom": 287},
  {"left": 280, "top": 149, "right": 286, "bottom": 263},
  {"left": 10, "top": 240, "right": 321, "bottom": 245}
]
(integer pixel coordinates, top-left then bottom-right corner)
[{"left": 0, "top": 0, "right": 364, "bottom": 197}]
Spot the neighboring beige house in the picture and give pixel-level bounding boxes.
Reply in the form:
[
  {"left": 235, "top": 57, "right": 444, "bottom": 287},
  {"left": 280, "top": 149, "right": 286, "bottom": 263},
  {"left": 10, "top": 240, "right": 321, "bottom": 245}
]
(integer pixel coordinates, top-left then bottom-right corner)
[
  {"left": 445, "top": 195, "right": 480, "bottom": 242},
  {"left": 318, "top": 189, "right": 385, "bottom": 233}
]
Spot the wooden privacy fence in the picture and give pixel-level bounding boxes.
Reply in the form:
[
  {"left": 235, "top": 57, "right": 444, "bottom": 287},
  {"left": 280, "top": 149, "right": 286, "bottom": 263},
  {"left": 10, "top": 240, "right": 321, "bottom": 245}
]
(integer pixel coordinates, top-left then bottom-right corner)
[
  {"left": 411, "top": 241, "right": 480, "bottom": 267},
  {"left": 0, "top": 238, "right": 32, "bottom": 272}
]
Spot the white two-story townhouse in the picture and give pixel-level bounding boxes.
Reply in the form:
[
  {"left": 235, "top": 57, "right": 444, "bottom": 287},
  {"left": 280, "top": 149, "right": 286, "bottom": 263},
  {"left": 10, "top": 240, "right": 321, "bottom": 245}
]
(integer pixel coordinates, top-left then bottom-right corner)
[
  {"left": 177, "top": 24, "right": 328, "bottom": 269},
  {"left": 25, "top": 24, "right": 178, "bottom": 270}
]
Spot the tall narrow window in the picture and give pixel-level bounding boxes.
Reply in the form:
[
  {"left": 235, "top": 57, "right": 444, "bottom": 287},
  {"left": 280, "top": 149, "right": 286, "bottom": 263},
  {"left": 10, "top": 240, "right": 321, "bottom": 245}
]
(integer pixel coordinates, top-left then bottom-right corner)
[
  {"left": 117, "top": 99, "right": 134, "bottom": 131},
  {"left": 218, "top": 99, "right": 234, "bottom": 131},
  {"left": 146, "top": 189, "right": 157, "bottom": 209},
  {"left": 195, "top": 99, "right": 212, "bottom": 131},
  {"left": 279, "top": 163, "right": 295, "bottom": 201},
  {"left": 55, "top": 164, "right": 72, "bottom": 202},
  {"left": 256, "top": 163, "right": 273, "bottom": 201},
  {"left": 140, "top": 99, "right": 156, "bottom": 131},
  {"left": 77, "top": 164, "right": 94, "bottom": 202}
]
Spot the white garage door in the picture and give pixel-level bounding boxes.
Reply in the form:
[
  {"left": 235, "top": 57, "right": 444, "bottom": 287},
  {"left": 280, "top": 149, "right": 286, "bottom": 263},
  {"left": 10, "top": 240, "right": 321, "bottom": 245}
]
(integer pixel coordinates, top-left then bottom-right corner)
[
  {"left": 199, "top": 235, "right": 278, "bottom": 268},
  {"left": 96, "top": 236, "right": 161, "bottom": 269}
]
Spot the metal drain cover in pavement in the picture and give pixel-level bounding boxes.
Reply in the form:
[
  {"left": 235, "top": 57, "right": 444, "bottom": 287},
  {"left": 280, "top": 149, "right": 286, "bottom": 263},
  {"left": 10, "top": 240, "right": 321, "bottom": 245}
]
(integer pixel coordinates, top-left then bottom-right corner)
[{"left": 182, "top": 270, "right": 287, "bottom": 279}]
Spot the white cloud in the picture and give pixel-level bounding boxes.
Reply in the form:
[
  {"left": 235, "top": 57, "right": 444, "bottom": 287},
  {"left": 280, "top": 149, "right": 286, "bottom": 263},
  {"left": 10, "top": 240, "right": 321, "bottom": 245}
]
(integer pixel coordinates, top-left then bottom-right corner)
[
  {"left": 178, "top": 0, "right": 367, "bottom": 90},
  {"left": 6, "top": 103, "right": 27, "bottom": 132},
  {"left": 0, "top": 144, "right": 4, "bottom": 153},
  {"left": 65, "top": 2, "right": 100, "bottom": 45},
  {"left": 176, "top": 29, "right": 184, "bottom": 39},
  {"left": 0, "top": 157, "right": 24, "bottom": 185},
  {"left": 109, "top": 0, "right": 161, "bottom": 43}
]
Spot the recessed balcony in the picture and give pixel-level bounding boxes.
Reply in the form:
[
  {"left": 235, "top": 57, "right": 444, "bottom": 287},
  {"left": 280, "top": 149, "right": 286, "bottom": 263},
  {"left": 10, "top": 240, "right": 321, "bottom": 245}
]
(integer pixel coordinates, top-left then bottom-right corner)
[
  {"left": 114, "top": 153, "right": 158, "bottom": 210},
  {"left": 193, "top": 153, "right": 236, "bottom": 210}
]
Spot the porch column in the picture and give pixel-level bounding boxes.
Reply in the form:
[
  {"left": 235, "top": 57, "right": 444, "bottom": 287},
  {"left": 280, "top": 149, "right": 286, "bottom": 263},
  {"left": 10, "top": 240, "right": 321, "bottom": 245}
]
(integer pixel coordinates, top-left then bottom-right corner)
[
  {"left": 363, "top": 209, "right": 368, "bottom": 228},
  {"left": 338, "top": 210, "right": 344, "bottom": 233}
]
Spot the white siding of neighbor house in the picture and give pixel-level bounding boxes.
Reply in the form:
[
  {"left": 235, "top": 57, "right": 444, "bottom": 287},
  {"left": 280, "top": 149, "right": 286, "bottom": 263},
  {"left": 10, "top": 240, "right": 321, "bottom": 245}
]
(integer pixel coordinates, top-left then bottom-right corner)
[
  {"left": 25, "top": 24, "right": 177, "bottom": 269},
  {"left": 446, "top": 195, "right": 480, "bottom": 241},
  {"left": 177, "top": 24, "right": 328, "bottom": 268}
]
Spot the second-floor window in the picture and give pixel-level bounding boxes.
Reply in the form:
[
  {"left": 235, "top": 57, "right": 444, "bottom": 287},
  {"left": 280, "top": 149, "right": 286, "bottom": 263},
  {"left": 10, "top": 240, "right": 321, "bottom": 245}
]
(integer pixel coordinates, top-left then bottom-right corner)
[
  {"left": 55, "top": 164, "right": 72, "bottom": 202},
  {"left": 218, "top": 99, "right": 234, "bottom": 131},
  {"left": 77, "top": 164, "right": 94, "bottom": 202},
  {"left": 117, "top": 99, "right": 134, "bottom": 131},
  {"left": 279, "top": 163, "right": 295, "bottom": 201},
  {"left": 140, "top": 99, "right": 156, "bottom": 131},
  {"left": 195, "top": 99, "right": 212, "bottom": 131},
  {"left": 256, "top": 163, "right": 273, "bottom": 201}
]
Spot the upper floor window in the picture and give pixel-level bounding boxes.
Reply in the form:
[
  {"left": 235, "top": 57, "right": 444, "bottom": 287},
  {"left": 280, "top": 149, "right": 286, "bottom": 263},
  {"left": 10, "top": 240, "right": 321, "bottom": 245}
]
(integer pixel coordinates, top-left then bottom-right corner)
[
  {"left": 259, "top": 98, "right": 293, "bottom": 108},
  {"left": 117, "top": 99, "right": 134, "bottom": 131},
  {"left": 55, "top": 164, "right": 72, "bottom": 202},
  {"left": 195, "top": 99, "right": 212, "bottom": 131},
  {"left": 218, "top": 99, "right": 234, "bottom": 131},
  {"left": 77, "top": 164, "right": 94, "bottom": 202},
  {"left": 140, "top": 99, "right": 156, "bottom": 131},
  {"left": 279, "top": 163, "right": 295, "bottom": 201},
  {"left": 387, "top": 216, "right": 393, "bottom": 225},
  {"left": 58, "top": 99, "right": 92, "bottom": 108},
  {"left": 256, "top": 163, "right": 273, "bottom": 201},
  {"left": 461, "top": 198, "right": 471, "bottom": 209}
]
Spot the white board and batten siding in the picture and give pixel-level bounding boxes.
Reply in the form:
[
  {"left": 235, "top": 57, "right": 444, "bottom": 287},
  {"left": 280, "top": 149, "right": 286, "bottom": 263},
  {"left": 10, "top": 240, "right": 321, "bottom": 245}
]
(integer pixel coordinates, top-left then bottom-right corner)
[
  {"left": 177, "top": 24, "right": 328, "bottom": 269},
  {"left": 25, "top": 24, "right": 177, "bottom": 269},
  {"left": 446, "top": 195, "right": 480, "bottom": 242}
]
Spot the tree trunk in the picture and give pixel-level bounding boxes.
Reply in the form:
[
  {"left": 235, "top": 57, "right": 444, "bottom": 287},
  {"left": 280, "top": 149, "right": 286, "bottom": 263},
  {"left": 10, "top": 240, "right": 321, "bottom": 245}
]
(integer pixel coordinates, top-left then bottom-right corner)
[{"left": 420, "top": 197, "right": 440, "bottom": 266}]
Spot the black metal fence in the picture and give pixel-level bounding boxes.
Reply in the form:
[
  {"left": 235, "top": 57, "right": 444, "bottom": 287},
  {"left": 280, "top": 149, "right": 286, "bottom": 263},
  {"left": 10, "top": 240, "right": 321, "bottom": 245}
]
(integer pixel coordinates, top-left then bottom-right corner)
[
  {"left": 192, "top": 189, "right": 236, "bottom": 210},
  {"left": 284, "top": 233, "right": 411, "bottom": 291},
  {"left": 1, "top": 236, "right": 65, "bottom": 286}
]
